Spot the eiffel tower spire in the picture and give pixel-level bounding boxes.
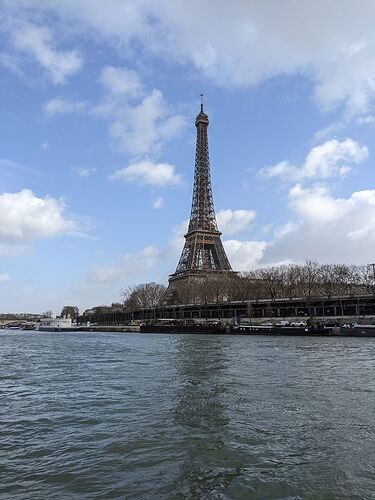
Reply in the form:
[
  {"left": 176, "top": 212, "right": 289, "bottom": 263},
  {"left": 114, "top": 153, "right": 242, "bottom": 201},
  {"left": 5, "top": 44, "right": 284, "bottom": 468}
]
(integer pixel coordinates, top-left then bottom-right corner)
[{"left": 168, "top": 97, "right": 235, "bottom": 287}]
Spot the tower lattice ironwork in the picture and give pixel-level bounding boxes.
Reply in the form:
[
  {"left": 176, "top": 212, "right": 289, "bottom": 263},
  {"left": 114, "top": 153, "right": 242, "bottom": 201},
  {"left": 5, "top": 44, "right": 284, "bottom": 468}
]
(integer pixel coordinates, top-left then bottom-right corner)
[{"left": 169, "top": 96, "right": 235, "bottom": 287}]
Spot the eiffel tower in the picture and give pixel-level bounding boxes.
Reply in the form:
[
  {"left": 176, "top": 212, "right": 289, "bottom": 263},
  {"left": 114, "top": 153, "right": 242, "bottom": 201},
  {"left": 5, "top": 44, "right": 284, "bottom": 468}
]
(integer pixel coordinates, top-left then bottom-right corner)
[{"left": 168, "top": 96, "right": 236, "bottom": 292}]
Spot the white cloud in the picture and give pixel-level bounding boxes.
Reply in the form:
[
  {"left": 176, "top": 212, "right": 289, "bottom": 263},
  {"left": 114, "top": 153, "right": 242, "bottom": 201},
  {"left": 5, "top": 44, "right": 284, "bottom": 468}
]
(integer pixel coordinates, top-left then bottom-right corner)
[
  {"left": 104, "top": 88, "right": 186, "bottom": 156},
  {"left": 217, "top": 209, "right": 256, "bottom": 235},
  {"left": 72, "top": 166, "right": 96, "bottom": 177},
  {"left": 273, "top": 221, "right": 298, "bottom": 239},
  {"left": 224, "top": 240, "right": 267, "bottom": 271},
  {"left": 41, "top": 142, "right": 49, "bottom": 150},
  {"left": 7, "top": 1, "right": 375, "bottom": 115},
  {"left": 255, "top": 136, "right": 375, "bottom": 265},
  {"left": 288, "top": 184, "right": 343, "bottom": 223},
  {"left": 261, "top": 138, "right": 368, "bottom": 182},
  {"left": 87, "top": 245, "right": 160, "bottom": 286},
  {"left": 99, "top": 66, "right": 142, "bottom": 97},
  {"left": 10, "top": 20, "right": 83, "bottom": 84},
  {"left": 357, "top": 115, "right": 375, "bottom": 125},
  {"left": 152, "top": 196, "right": 164, "bottom": 209},
  {"left": 169, "top": 219, "right": 188, "bottom": 256},
  {"left": 0, "top": 189, "right": 75, "bottom": 256},
  {"left": 312, "top": 121, "right": 346, "bottom": 143},
  {"left": 0, "top": 273, "right": 9, "bottom": 283},
  {"left": 42, "top": 67, "right": 185, "bottom": 156},
  {"left": 218, "top": 184, "right": 375, "bottom": 270},
  {"left": 43, "top": 96, "right": 86, "bottom": 116},
  {"left": 263, "top": 185, "right": 375, "bottom": 264},
  {"left": 155, "top": 1, "right": 375, "bottom": 116},
  {"left": 109, "top": 160, "right": 182, "bottom": 187}
]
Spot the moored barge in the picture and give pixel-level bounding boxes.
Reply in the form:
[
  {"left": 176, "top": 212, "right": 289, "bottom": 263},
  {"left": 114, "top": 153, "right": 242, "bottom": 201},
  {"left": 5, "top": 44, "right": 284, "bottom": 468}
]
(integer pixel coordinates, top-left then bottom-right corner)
[
  {"left": 233, "top": 324, "right": 332, "bottom": 336},
  {"left": 140, "top": 320, "right": 229, "bottom": 334}
]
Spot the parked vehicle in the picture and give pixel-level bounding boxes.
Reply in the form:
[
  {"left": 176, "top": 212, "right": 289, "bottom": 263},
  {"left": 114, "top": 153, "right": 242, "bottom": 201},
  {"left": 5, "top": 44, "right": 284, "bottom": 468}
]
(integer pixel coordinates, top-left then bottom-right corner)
[
  {"left": 290, "top": 321, "right": 307, "bottom": 327},
  {"left": 276, "top": 320, "right": 289, "bottom": 326}
]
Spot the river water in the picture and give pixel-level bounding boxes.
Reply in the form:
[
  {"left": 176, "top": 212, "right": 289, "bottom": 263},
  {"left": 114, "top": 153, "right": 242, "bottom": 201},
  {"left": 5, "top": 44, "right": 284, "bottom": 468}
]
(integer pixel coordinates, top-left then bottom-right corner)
[{"left": 1, "top": 330, "right": 374, "bottom": 499}]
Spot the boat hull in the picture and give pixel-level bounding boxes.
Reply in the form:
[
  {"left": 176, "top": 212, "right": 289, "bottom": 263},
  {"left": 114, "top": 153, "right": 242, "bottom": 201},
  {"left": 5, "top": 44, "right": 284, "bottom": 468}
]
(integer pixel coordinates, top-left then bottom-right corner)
[
  {"left": 140, "top": 324, "right": 228, "bottom": 334},
  {"left": 233, "top": 326, "right": 331, "bottom": 336},
  {"left": 340, "top": 326, "right": 375, "bottom": 337},
  {"left": 37, "top": 327, "right": 79, "bottom": 332}
]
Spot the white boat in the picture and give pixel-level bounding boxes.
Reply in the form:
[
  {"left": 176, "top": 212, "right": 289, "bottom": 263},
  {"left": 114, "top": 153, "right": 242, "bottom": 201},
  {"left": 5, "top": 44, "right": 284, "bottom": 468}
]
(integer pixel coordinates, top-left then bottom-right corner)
[{"left": 36, "top": 317, "right": 79, "bottom": 332}]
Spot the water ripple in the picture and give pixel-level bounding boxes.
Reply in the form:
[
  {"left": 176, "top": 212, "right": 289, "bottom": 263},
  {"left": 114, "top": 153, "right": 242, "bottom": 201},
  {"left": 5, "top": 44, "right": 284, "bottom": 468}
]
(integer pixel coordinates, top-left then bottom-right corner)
[{"left": 1, "top": 330, "right": 374, "bottom": 498}]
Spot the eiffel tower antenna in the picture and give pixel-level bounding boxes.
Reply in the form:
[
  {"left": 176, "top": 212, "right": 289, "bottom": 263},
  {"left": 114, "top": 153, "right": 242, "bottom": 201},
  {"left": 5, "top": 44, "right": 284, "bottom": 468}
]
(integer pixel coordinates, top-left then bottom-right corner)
[{"left": 168, "top": 96, "right": 236, "bottom": 290}]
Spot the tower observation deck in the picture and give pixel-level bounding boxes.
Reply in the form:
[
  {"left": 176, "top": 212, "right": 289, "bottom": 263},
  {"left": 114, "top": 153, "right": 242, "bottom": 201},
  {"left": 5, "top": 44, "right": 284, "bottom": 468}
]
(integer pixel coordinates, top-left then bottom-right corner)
[{"left": 168, "top": 96, "right": 236, "bottom": 289}]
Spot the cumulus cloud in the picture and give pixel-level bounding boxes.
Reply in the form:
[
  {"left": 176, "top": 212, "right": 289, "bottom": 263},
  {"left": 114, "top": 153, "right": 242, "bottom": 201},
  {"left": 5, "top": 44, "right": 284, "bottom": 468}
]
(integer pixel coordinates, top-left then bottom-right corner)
[
  {"left": 10, "top": 20, "right": 82, "bottom": 84},
  {"left": 102, "top": 88, "right": 186, "bottom": 156},
  {"left": 253, "top": 133, "right": 375, "bottom": 266},
  {"left": 43, "top": 96, "right": 86, "bottom": 116},
  {"left": 6, "top": 1, "right": 375, "bottom": 115},
  {"left": 0, "top": 189, "right": 75, "bottom": 256},
  {"left": 263, "top": 185, "right": 375, "bottom": 265},
  {"left": 273, "top": 221, "right": 298, "bottom": 240},
  {"left": 0, "top": 273, "right": 9, "bottom": 283},
  {"left": 109, "top": 160, "right": 182, "bottom": 187},
  {"left": 45, "top": 66, "right": 186, "bottom": 156},
  {"left": 223, "top": 240, "right": 267, "bottom": 271},
  {"left": 99, "top": 66, "right": 142, "bottom": 97},
  {"left": 217, "top": 209, "right": 256, "bottom": 235},
  {"left": 261, "top": 138, "right": 368, "bottom": 182},
  {"left": 217, "top": 184, "right": 375, "bottom": 270}
]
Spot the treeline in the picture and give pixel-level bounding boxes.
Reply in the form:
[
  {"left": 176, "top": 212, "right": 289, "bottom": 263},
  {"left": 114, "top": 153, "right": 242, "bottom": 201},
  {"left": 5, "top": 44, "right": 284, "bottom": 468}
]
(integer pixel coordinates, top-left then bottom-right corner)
[
  {"left": 121, "top": 283, "right": 167, "bottom": 310},
  {"left": 242, "top": 262, "right": 373, "bottom": 301},
  {"left": 0, "top": 313, "right": 45, "bottom": 320},
  {"left": 120, "top": 262, "right": 375, "bottom": 311}
]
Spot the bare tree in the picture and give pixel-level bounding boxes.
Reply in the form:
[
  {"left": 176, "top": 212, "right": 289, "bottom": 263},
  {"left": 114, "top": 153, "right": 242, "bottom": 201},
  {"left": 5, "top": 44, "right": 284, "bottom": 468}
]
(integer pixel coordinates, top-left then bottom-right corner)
[
  {"left": 256, "top": 266, "right": 285, "bottom": 300},
  {"left": 121, "top": 282, "right": 166, "bottom": 311},
  {"left": 118, "top": 262, "right": 373, "bottom": 312}
]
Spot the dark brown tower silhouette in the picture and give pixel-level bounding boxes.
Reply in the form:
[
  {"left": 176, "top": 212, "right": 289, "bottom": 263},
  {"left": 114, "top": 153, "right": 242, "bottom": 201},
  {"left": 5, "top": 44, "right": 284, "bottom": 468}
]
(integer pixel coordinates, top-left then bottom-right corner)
[{"left": 168, "top": 96, "right": 235, "bottom": 290}]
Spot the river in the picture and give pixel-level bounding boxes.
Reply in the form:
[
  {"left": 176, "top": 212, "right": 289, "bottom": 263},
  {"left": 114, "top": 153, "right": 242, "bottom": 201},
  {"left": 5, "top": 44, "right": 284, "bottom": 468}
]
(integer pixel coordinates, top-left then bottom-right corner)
[{"left": 1, "top": 330, "right": 374, "bottom": 498}]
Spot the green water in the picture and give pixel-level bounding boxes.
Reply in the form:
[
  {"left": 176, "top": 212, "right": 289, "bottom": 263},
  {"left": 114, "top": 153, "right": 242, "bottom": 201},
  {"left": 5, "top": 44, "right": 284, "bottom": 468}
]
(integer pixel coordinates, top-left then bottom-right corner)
[{"left": 1, "top": 331, "right": 374, "bottom": 498}]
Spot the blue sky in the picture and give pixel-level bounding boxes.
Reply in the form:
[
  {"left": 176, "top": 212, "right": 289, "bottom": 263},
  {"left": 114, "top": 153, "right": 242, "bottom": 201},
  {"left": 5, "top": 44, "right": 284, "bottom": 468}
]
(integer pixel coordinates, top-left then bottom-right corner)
[{"left": 2, "top": 1, "right": 375, "bottom": 313}]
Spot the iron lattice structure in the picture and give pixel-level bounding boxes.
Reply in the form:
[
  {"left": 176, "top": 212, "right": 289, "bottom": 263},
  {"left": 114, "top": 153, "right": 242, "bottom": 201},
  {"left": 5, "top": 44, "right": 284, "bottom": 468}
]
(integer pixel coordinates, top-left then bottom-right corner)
[{"left": 169, "top": 98, "right": 235, "bottom": 287}]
